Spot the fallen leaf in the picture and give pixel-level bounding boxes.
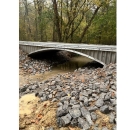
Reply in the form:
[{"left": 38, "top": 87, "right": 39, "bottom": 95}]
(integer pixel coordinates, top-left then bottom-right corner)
[
  {"left": 68, "top": 126, "right": 75, "bottom": 130},
  {"left": 31, "top": 120, "right": 35, "bottom": 123},
  {"left": 68, "top": 94, "right": 70, "bottom": 97},
  {"left": 35, "top": 119, "right": 39, "bottom": 125}
]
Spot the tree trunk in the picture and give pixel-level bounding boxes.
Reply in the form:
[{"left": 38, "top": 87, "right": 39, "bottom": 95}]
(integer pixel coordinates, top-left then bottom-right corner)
[
  {"left": 52, "top": 0, "right": 62, "bottom": 42},
  {"left": 36, "top": 0, "right": 44, "bottom": 41},
  {"left": 34, "top": 0, "right": 38, "bottom": 41},
  {"left": 23, "top": 0, "right": 32, "bottom": 40},
  {"left": 60, "top": 0, "right": 62, "bottom": 39}
]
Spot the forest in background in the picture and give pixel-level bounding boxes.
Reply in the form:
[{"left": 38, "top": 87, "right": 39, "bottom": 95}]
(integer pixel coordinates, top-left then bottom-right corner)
[{"left": 19, "top": 0, "right": 116, "bottom": 45}]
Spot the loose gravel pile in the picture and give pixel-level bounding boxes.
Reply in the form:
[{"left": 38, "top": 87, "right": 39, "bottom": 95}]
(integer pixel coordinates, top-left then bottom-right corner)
[
  {"left": 19, "top": 49, "right": 72, "bottom": 75},
  {"left": 19, "top": 49, "right": 52, "bottom": 75},
  {"left": 19, "top": 63, "right": 116, "bottom": 130}
]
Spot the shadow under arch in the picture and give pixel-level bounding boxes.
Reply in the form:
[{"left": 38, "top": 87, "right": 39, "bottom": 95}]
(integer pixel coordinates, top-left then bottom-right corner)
[{"left": 28, "top": 48, "right": 105, "bottom": 66}]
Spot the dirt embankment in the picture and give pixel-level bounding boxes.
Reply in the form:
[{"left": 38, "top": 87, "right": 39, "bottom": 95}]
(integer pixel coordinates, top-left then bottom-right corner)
[
  {"left": 19, "top": 94, "right": 57, "bottom": 130},
  {"left": 19, "top": 94, "right": 113, "bottom": 130},
  {"left": 19, "top": 94, "right": 81, "bottom": 130}
]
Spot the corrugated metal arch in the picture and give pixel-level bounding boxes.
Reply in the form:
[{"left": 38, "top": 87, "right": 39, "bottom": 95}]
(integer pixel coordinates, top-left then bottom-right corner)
[{"left": 28, "top": 48, "right": 105, "bottom": 65}]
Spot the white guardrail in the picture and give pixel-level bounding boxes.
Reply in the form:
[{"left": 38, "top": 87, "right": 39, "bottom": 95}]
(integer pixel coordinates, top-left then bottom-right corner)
[{"left": 19, "top": 41, "right": 116, "bottom": 52}]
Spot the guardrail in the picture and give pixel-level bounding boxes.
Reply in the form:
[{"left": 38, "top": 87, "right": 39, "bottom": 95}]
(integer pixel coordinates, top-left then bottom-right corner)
[{"left": 19, "top": 41, "right": 116, "bottom": 52}]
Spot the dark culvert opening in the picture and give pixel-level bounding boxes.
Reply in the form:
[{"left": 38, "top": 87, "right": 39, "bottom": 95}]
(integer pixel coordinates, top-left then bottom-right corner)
[
  {"left": 28, "top": 50, "right": 103, "bottom": 69},
  {"left": 82, "top": 61, "right": 104, "bottom": 69},
  {"left": 28, "top": 50, "right": 72, "bottom": 65}
]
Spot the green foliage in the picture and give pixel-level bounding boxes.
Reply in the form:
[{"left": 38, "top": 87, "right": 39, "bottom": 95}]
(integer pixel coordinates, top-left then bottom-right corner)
[
  {"left": 85, "top": 0, "right": 116, "bottom": 44},
  {"left": 19, "top": 0, "right": 116, "bottom": 45}
]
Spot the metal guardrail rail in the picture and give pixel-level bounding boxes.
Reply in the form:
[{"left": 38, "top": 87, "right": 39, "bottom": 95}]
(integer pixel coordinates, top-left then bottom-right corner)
[{"left": 19, "top": 41, "right": 116, "bottom": 52}]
